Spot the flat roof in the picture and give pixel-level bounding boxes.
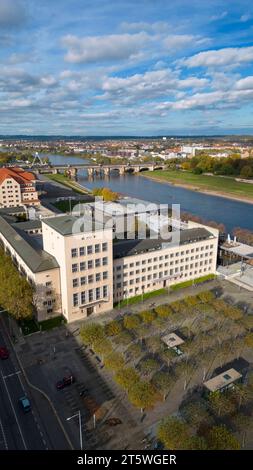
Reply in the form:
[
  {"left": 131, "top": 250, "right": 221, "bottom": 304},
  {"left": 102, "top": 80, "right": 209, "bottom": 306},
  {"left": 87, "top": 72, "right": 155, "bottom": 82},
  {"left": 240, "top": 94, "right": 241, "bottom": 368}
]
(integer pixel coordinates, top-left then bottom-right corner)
[
  {"left": 42, "top": 214, "right": 104, "bottom": 236},
  {"left": 203, "top": 368, "right": 242, "bottom": 392},
  {"left": 221, "top": 242, "right": 253, "bottom": 259},
  {"left": 113, "top": 227, "right": 214, "bottom": 259},
  {"left": 0, "top": 215, "right": 59, "bottom": 273},
  {"left": 162, "top": 332, "right": 185, "bottom": 348}
]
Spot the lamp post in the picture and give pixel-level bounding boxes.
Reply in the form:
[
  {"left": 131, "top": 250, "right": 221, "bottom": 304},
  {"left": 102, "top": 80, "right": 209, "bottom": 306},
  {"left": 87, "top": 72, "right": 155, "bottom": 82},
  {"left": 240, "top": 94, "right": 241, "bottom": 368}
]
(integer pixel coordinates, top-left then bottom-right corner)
[{"left": 66, "top": 410, "right": 83, "bottom": 450}]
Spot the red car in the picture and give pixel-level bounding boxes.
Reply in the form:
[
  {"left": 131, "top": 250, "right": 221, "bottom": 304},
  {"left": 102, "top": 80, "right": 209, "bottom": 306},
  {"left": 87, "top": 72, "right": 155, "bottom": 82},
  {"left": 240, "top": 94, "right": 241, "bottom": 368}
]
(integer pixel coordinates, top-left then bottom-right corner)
[
  {"left": 56, "top": 375, "right": 75, "bottom": 390},
  {"left": 0, "top": 346, "right": 9, "bottom": 360}
]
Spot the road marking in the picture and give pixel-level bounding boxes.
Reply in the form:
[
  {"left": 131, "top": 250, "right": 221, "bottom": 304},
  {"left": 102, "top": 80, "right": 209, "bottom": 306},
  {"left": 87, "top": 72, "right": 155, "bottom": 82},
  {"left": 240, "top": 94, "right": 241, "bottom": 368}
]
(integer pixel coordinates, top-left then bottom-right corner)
[
  {"left": 0, "top": 419, "right": 8, "bottom": 450},
  {"left": 3, "top": 371, "right": 21, "bottom": 379},
  {"left": 0, "top": 371, "right": 27, "bottom": 450}
]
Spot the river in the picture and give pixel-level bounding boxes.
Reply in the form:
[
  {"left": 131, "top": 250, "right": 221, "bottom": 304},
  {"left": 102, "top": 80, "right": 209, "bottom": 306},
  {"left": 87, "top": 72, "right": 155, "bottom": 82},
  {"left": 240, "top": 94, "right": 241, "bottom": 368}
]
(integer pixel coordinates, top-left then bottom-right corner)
[{"left": 44, "top": 153, "right": 253, "bottom": 233}]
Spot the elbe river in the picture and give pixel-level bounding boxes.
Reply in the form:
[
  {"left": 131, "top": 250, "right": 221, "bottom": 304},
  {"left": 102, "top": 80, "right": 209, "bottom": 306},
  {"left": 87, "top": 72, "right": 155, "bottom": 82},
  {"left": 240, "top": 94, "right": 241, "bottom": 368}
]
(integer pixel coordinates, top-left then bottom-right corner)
[{"left": 46, "top": 153, "right": 253, "bottom": 234}]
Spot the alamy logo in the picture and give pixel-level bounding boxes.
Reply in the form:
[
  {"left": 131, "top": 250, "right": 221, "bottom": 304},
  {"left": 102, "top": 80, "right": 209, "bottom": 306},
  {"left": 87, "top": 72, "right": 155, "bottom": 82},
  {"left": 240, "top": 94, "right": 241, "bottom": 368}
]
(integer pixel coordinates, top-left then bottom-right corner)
[{"left": 71, "top": 198, "right": 181, "bottom": 247}]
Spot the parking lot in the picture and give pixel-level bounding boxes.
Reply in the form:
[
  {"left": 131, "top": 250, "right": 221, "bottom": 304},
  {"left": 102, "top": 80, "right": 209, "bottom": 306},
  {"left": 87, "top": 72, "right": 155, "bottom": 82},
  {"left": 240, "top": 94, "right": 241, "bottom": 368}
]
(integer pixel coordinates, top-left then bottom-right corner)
[{"left": 16, "top": 328, "right": 146, "bottom": 450}]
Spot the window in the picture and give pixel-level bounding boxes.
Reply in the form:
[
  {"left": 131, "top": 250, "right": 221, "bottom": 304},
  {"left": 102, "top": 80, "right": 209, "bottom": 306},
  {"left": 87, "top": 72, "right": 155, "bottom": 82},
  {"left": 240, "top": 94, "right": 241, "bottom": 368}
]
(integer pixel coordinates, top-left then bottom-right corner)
[
  {"left": 80, "top": 261, "right": 86, "bottom": 271},
  {"left": 103, "top": 285, "right": 108, "bottom": 297},
  {"left": 71, "top": 248, "right": 78, "bottom": 258},
  {"left": 136, "top": 261, "right": 140, "bottom": 266},
  {"left": 72, "top": 278, "right": 79, "bottom": 288},
  {"left": 87, "top": 245, "right": 93, "bottom": 255},
  {"left": 80, "top": 276, "right": 86, "bottom": 286},
  {"left": 80, "top": 291, "right": 86, "bottom": 305},
  {"left": 72, "top": 263, "right": 78, "bottom": 273},
  {"left": 102, "top": 257, "right": 108, "bottom": 266},
  {"left": 103, "top": 271, "right": 108, "bottom": 280},
  {"left": 79, "top": 247, "right": 85, "bottom": 256},
  {"left": 96, "top": 273, "right": 101, "bottom": 282},
  {"left": 46, "top": 281, "right": 52, "bottom": 287},
  {"left": 88, "top": 289, "right": 93, "bottom": 302},
  {"left": 95, "top": 244, "right": 100, "bottom": 253},
  {"left": 96, "top": 287, "right": 101, "bottom": 299},
  {"left": 95, "top": 258, "right": 101, "bottom": 268},
  {"left": 73, "top": 293, "right": 78, "bottom": 307},
  {"left": 88, "top": 274, "right": 94, "bottom": 283},
  {"left": 117, "top": 282, "right": 121, "bottom": 288},
  {"left": 102, "top": 242, "right": 108, "bottom": 251},
  {"left": 88, "top": 260, "right": 93, "bottom": 269},
  {"left": 116, "top": 266, "right": 121, "bottom": 271}
]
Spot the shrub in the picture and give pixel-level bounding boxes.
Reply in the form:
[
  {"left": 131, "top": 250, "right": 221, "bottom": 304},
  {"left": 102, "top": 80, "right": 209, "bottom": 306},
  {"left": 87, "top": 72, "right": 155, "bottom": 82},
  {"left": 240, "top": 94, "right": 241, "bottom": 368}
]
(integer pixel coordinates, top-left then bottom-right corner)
[
  {"left": 123, "top": 314, "right": 142, "bottom": 330},
  {"left": 155, "top": 305, "right": 173, "bottom": 318},
  {"left": 139, "top": 310, "right": 157, "bottom": 323}
]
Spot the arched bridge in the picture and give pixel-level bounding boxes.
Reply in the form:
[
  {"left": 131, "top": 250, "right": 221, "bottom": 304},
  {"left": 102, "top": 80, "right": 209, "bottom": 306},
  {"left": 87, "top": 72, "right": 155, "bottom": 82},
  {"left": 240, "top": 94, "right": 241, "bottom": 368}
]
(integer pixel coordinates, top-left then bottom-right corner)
[{"left": 37, "top": 163, "right": 166, "bottom": 179}]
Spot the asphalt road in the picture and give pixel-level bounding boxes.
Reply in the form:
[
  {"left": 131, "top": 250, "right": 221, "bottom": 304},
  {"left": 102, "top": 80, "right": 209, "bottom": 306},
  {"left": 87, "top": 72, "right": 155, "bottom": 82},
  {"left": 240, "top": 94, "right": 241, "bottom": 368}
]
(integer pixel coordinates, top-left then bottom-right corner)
[{"left": 0, "top": 321, "right": 69, "bottom": 450}]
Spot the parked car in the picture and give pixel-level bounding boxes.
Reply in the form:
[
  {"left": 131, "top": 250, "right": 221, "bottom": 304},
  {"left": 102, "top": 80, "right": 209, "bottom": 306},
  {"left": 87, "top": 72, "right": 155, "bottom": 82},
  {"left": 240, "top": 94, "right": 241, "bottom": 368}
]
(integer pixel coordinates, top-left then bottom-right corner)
[
  {"left": 19, "top": 396, "right": 31, "bottom": 413},
  {"left": 0, "top": 346, "right": 9, "bottom": 360},
  {"left": 104, "top": 417, "right": 122, "bottom": 426},
  {"left": 56, "top": 375, "right": 75, "bottom": 390}
]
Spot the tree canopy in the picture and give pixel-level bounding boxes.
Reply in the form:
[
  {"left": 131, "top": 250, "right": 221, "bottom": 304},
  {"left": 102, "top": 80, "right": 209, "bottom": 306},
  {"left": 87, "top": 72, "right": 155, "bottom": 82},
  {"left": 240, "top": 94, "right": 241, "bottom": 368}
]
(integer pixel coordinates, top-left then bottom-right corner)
[{"left": 0, "top": 248, "right": 34, "bottom": 319}]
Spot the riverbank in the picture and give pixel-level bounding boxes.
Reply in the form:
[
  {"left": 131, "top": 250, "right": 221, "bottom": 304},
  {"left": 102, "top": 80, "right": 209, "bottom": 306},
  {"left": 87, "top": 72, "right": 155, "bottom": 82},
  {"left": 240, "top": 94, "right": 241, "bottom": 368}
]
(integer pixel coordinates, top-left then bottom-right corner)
[
  {"left": 46, "top": 173, "right": 91, "bottom": 195},
  {"left": 141, "top": 170, "right": 253, "bottom": 205}
]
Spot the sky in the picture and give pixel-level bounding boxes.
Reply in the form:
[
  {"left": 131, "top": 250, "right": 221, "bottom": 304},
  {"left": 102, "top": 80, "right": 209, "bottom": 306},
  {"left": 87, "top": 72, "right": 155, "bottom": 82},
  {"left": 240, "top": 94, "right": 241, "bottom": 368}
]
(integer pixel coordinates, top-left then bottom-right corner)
[{"left": 1, "top": 0, "right": 253, "bottom": 135}]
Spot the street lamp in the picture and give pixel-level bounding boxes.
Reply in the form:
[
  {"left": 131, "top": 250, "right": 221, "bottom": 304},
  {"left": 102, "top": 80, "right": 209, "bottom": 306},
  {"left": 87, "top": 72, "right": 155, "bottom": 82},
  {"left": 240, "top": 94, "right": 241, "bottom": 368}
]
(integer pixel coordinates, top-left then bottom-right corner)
[{"left": 66, "top": 410, "right": 83, "bottom": 450}]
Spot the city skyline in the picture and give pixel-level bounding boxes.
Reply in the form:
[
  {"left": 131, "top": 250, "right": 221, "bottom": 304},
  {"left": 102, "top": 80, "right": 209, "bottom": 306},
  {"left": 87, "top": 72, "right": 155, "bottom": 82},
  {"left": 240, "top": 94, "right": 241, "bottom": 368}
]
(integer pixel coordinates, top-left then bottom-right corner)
[{"left": 1, "top": 0, "right": 253, "bottom": 135}]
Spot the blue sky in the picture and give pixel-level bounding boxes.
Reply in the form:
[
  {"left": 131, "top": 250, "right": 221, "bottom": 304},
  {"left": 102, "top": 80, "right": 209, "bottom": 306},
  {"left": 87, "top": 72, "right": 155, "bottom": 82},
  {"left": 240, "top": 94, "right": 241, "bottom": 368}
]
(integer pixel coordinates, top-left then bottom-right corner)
[{"left": 1, "top": 0, "right": 253, "bottom": 135}]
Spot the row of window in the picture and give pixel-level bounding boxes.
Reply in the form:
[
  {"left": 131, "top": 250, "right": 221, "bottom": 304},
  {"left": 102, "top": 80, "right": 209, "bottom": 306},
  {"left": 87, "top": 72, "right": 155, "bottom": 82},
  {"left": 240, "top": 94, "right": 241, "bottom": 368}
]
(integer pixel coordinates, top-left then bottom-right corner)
[
  {"left": 114, "top": 247, "right": 214, "bottom": 270},
  {"left": 72, "top": 257, "right": 108, "bottom": 273},
  {"left": 115, "top": 266, "right": 212, "bottom": 294},
  {"left": 114, "top": 257, "right": 213, "bottom": 277},
  {"left": 71, "top": 242, "right": 108, "bottom": 258},
  {"left": 72, "top": 271, "right": 108, "bottom": 287},
  {"left": 73, "top": 285, "right": 108, "bottom": 306}
]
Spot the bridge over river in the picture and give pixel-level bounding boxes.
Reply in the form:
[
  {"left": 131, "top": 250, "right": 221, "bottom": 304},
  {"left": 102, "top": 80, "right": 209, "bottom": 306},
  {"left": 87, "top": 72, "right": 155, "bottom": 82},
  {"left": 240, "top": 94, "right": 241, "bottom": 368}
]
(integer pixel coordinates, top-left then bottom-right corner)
[{"left": 34, "top": 162, "right": 166, "bottom": 178}]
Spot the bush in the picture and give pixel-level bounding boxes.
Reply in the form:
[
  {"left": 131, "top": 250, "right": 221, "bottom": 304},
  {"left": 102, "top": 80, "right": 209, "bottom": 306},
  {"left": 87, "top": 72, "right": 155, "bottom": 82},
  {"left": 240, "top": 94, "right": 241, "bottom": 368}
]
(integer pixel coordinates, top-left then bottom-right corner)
[
  {"left": 104, "top": 352, "right": 125, "bottom": 371},
  {"left": 155, "top": 305, "right": 173, "bottom": 318},
  {"left": 123, "top": 314, "right": 142, "bottom": 330},
  {"left": 139, "top": 310, "right": 157, "bottom": 323},
  {"left": 105, "top": 320, "right": 122, "bottom": 336},
  {"left": 198, "top": 291, "right": 215, "bottom": 303},
  {"left": 115, "top": 367, "right": 140, "bottom": 391},
  {"left": 80, "top": 323, "right": 105, "bottom": 346}
]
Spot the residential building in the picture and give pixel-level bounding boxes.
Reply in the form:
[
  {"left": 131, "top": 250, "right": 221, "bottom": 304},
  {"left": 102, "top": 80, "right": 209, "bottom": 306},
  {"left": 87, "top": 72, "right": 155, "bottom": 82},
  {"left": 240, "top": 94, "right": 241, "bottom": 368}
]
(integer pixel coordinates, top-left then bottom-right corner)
[{"left": 0, "top": 167, "right": 39, "bottom": 208}]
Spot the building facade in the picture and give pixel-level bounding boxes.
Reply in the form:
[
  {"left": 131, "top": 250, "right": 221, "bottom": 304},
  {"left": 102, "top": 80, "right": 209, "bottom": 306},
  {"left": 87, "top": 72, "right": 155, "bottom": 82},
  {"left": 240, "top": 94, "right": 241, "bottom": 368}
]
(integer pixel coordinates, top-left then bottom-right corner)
[
  {"left": 0, "top": 210, "right": 218, "bottom": 323},
  {"left": 0, "top": 167, "right": 39, "bottom": 208},
  {"left": 42, "top": 215, "right": 113, "bottom": 322}
]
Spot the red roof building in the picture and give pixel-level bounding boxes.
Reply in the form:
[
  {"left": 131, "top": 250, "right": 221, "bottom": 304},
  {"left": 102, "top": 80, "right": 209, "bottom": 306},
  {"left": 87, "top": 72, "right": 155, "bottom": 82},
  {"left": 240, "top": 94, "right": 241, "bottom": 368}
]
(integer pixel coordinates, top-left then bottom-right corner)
[{"left": 0, "top": 167, "right": 39, "bottom": 207}]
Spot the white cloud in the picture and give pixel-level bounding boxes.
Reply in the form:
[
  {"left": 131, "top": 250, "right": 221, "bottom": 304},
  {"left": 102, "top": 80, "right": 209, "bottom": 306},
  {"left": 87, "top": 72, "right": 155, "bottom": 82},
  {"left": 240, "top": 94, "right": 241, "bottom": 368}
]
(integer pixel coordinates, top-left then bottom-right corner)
[
  {"left": 181, "top": 46, "right": 253, "bottom": 68},
  {"left": 62, "top": 32, "right": 150, "bottom": 64},
  {"left": 210, "top": 11, "right": 227, "bottom": 21},
  {"left": 235, "top": 76, "right": 253, "bottom": 90},
  {"left": 240, "top": 14, "right": 251, "bottom": 22},
  {"left": 163, "top": 34, "right": 210, "bottom": 50}
]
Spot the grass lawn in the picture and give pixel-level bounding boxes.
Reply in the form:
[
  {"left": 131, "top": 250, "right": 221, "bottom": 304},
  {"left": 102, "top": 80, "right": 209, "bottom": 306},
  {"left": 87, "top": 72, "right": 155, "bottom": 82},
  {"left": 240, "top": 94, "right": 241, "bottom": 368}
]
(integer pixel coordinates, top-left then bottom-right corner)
[
  {"left": 143, "top": 169, "right": 253, "bottom": 200},
  {"left": 39, "top": 315, "right": 66, "bottom": 331},
  {"left": 46, "top": 173, "right": 90, "bottom": 195},
  {"left": 170, "top": 274, "right": 216, "bottom": 291},
  {"left": 114, "top": 288, "right": 167, "bottom": 308}
]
